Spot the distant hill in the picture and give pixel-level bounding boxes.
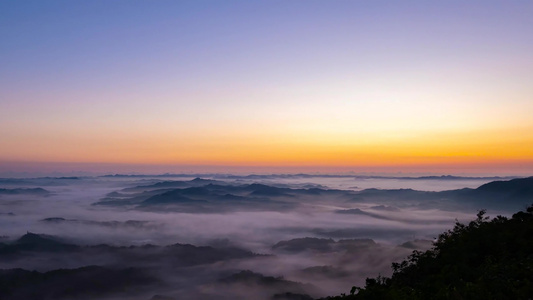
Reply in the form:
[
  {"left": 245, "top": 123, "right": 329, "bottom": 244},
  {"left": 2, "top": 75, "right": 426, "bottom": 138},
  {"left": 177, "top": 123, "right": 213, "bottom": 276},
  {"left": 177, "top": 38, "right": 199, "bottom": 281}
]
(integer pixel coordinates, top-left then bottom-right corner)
[
  {"left": 350, "top": 176, "right": 533, "bottom": 211},
  {"left": 0, "top": 232, "right": 79, "bottom": 254},
  {"left": 0, "top": 232, "right": 257, "bottom": 268},
  {"left": 0, "top": 266, "right": 156, "bottom": 300},
  {"left": 122, "top": 178, "right": 228, "bottom": 192},
  {"left": 218, "top": 270, "right": 316, "bottom": 298},
  {"left": 96, "top": 178, "right": 353, "bottom": 213},
  {"left": 475, "top": 176, "right": 533, "bottom": 196},
  {"left": 95, "top": 176, "right": 533, "bottom": 214},
  {"left": 272, "top": 237, "right": 377, "bottom": 254},
  {"left": 40, "top": 217, "right": 160, "bottom": 230},
  {"left": 0, "top": 188, "right": 49, "bottom": 196}
]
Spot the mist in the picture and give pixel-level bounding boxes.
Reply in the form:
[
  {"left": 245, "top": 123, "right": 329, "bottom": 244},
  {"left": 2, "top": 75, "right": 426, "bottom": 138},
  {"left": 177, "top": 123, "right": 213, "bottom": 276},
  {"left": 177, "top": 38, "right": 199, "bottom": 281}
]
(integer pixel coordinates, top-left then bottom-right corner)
[{"left": 0, "top": 174, "right": 530, "bottom": 299}]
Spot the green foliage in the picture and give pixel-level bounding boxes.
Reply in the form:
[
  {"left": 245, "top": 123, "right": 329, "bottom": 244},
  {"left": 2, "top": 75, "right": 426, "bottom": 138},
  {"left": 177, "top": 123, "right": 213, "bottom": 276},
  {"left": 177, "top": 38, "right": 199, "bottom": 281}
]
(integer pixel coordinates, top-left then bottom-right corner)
[{"left": 322, "top": 205, "right": 533, "bottom": 300}]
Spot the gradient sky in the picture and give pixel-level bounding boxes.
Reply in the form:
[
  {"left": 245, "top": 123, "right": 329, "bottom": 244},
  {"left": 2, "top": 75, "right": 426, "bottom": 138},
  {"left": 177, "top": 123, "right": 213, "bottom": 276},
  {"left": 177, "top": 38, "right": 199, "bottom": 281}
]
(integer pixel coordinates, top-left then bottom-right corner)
[{"left": 1, "top": 1, "right": 533, "bottom": 175}]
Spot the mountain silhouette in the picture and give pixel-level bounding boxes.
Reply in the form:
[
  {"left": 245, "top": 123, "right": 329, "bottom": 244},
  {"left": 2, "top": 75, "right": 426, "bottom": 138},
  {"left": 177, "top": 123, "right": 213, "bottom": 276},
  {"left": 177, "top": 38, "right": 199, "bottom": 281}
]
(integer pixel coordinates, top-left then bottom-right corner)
[
  {"left": 0, "top": 188, "right": 49, "bottom": 196},
  {"left": 0, "top": 233, "right": 79, "bottom": 254},
  {"left": 0, "top": 266, "right": 156, "bottom": 300}
]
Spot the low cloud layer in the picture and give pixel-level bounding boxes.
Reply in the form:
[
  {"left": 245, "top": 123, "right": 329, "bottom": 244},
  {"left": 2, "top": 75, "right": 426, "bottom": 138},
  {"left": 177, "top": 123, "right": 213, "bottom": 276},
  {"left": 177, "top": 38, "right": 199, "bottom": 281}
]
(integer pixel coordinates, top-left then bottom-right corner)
[{"left": 0, "top": 175, "right": 530, "bottom": 299}]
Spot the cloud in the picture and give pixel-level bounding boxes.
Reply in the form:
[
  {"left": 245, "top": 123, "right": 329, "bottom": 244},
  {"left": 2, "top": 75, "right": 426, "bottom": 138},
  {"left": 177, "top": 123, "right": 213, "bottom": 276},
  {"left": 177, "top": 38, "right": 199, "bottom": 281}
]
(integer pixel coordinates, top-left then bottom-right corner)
[{"left": 0, "top": 175, "right": 528, "bottom": 299}]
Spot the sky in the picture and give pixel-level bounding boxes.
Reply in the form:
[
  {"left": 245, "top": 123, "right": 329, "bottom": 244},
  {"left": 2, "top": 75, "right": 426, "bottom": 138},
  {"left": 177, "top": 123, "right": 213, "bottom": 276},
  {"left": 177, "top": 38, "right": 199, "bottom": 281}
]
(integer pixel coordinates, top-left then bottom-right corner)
[{"left": 1, "top": 1, "right": 533, "bottom": 176}]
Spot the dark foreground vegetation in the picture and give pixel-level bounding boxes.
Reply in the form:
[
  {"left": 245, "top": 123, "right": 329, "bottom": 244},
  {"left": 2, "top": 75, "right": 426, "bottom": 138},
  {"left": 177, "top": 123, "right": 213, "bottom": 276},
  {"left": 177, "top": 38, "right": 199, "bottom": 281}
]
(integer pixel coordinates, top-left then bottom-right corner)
[{"left": 322, "top": 205, "right": 533, "bottom": 300}]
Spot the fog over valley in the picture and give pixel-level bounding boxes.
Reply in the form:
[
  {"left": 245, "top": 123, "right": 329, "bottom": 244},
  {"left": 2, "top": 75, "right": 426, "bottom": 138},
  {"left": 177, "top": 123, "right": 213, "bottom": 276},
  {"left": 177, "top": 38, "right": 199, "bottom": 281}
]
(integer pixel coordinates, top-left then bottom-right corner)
[
  {"left": 2, "top": 0, "right": 532, "bottom": 298},
  {"left": 1, "top": 174, "right": 531, "bottom": 300}
]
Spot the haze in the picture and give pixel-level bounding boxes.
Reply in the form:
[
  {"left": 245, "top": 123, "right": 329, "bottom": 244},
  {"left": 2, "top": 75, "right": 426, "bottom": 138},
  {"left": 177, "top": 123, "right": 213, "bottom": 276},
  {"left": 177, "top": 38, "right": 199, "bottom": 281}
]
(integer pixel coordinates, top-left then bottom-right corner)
[{"left": 1, "top": 175, "right": 531, "bottom": 300}]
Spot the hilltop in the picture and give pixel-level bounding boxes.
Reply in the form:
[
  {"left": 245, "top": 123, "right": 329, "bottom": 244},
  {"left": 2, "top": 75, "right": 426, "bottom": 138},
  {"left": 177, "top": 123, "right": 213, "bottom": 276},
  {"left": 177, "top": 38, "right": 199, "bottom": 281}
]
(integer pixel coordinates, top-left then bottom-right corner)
[{"left": 322, "top": 204, "right": 533, "bottom": 300}]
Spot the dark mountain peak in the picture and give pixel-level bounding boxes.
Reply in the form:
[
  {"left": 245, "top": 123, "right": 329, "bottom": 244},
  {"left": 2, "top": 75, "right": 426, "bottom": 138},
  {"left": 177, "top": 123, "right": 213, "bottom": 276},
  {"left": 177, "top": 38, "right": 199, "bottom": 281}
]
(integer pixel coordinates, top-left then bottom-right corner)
[
  {"left": 12, "top": 232, "right": 79, "bottom": 252},
  {"left": 357, "top": 187, "right": 420, "bottom": 194},
  {"left": 0, "top": 188, "right": 50, "bottom": 195},
  {"left": 247, "top": 184, "right": 288, "bottom": 196},
  {"left": 187, "top": 178, "right": 225, "bottom": 186},
  {"left": 41, "top": 217, "right": 67, "bottom": 222},
  {"left": 16, "top": 232, "right": 56, "bottom": 244},
  {"left": 124, "top": 180, "right": 188, "bottom": 191},
  {"left": 141, "top": 191, "right": 197, "bottom": 205},
  {"left": 0, "top": 265, "right": 157, "bottom": 299},
  {"left": 469, "top": 177, "right": 533, "bottom": 207},
  {"left": 477, "top": 176, "right": 533, "bottom": 192}
]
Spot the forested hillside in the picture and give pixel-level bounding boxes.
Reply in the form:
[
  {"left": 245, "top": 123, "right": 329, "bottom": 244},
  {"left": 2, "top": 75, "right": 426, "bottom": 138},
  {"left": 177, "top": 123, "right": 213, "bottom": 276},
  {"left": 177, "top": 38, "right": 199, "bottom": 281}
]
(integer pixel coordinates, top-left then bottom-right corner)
[{"left": 323, "top": 205, "right": 533, "bottom": 300}]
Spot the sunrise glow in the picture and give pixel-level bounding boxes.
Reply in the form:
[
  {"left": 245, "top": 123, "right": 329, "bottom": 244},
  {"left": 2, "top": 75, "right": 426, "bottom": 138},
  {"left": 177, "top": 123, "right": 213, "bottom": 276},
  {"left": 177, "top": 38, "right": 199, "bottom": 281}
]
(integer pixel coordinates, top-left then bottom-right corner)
[{"left": 1, "top": 1, "right": 532, "bottom": 176}]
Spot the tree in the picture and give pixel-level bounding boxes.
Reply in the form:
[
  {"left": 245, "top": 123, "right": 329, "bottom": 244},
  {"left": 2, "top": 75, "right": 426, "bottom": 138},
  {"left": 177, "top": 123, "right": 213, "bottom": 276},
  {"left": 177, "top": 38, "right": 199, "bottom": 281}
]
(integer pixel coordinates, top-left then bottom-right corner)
[{"left": 322, "top": 205, "right": 533, "bottom": 300}]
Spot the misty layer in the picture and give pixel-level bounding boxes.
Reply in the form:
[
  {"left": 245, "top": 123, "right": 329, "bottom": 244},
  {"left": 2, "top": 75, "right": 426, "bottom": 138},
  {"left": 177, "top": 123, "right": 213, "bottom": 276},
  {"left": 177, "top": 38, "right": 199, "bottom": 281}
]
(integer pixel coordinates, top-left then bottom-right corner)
[
  {"left": 0, "top": 175, "right": 532, "bottom": 299},
  {"left": 0, "top": 232, "right": 430, "bottom": 300}
]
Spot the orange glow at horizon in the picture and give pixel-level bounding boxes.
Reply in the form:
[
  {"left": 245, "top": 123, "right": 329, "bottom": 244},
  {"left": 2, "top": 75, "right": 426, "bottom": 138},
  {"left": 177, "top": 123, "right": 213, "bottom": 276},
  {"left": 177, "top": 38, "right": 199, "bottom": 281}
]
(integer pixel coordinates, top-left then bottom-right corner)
[
  {"left": 2, "top": 2, "right": 533, "bottom": 176},
  {"left": 2, "top": 125, "right": 532, "bottom": 170}
]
